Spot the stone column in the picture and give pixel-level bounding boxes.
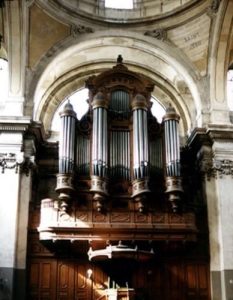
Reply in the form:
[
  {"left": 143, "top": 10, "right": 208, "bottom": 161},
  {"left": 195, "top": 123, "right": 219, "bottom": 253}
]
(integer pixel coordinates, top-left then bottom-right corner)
[
  {"left": 0, "top": 126, "right": 34, "bottom": 300},
  {"left": 193, "top": 127, "right": 233, "bottom": 300}
]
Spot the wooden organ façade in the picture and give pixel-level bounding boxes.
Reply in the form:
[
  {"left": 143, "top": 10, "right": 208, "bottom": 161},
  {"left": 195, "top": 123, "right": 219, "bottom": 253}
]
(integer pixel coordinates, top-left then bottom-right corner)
[{"left": 28, "top": 57, "right": 210, "bottom": 300}]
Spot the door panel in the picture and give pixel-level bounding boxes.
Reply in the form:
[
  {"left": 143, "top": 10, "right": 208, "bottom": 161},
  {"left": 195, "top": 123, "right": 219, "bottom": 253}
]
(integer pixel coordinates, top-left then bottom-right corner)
[
  {"left": 28, "top": 259, "right": 210, "bottom": 300},
  {"left": 28, "top": 259, "right": 57, "bottom": 300}
]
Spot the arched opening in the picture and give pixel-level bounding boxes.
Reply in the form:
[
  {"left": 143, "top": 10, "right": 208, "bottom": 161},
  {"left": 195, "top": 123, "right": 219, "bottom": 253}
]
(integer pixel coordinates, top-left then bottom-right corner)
[{"left": 150, "top": 97, "right": 165, "bottom": 123}]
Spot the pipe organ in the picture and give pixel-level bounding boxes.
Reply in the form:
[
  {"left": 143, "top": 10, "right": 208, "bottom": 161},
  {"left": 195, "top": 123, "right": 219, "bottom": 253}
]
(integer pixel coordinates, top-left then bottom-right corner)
[
  {"left": 55, "top": 56, "right": 184, "bottom": 213},
  {"left": 35, "top": 57, "right": 204, "bottom": 300}
]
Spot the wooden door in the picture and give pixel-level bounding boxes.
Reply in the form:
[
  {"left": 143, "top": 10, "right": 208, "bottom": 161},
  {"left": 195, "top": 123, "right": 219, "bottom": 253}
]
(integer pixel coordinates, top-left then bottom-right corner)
[
  {"left": 57, "top": 261, "right": 75, "bottom": 300},
  {"left": 185, "top": 263, "right": 210, "bottom": 300},
  {"left": 28, "top": 259, "right": 57, "bottom": 300}
]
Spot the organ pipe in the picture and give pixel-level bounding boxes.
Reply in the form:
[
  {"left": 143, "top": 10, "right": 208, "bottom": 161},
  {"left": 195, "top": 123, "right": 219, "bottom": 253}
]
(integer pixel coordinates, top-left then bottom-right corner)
[
  {"left": 90, "top": 91, "right": 108, "bottom": 212},
  {"left": 56, "top": 101, "right": 77, "bottom": 213},
  {"left": 163, "top": 105, "right": 183, "bottom": 212},
  {"left": 131, "top": 94, "right": 150, "bottom": 212},
  {"left": 109, "top": 130, "right": 130, "bottom": 180}
]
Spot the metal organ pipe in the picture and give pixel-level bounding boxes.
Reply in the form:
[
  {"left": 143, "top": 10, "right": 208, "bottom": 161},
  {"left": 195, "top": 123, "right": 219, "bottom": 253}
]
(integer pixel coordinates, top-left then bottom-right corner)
[
  {"left": 132, "top": 95, "right": 149, "bottom": 180},
  {"left": 56, "top": 101, "right": 77, "bottom": 213},
  {"left": 163, "top": 105, "right": 183, "bottom": 212},
  {"left": 132, "top": 94, "right": 150, "bottom": 212},
  {"left": 90, "top": 91, "right": 108, "bottom": 212},
  {"left": 59, "top": 105, "right": 76, "bottom": 174}
]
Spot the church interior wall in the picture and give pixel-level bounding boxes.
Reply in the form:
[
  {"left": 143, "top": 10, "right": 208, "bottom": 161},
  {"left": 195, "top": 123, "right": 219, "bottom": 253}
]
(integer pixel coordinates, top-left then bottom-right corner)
[{"left": 0, "top": 0, "right": 233, "bottom": 299}]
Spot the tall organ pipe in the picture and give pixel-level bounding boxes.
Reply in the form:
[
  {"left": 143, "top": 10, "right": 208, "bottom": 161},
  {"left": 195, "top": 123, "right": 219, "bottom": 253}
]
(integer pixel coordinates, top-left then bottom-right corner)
[
  {"left": 59, "top": 102, "right": 76, "bottom": 174},
  {"left": 163, "top": 105, "right": 183, "bottom": 212},
  {"left": 56, "top": 101, "right": 77, "bottom": 213},
  {"left": 132, "top": 94, "right": 149, "bottom": 180},
  {"left": 131, "top": 94, "right": 150, "bottom": 212},
  {"left": 90, "top": 91, "right": 108, "bottom": 212}
]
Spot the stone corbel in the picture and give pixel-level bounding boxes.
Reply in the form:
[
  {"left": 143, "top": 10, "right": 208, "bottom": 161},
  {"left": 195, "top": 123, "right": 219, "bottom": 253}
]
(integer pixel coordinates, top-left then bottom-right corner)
[{"left": 197, "top": 157, "right": 215, "bottom": 180}]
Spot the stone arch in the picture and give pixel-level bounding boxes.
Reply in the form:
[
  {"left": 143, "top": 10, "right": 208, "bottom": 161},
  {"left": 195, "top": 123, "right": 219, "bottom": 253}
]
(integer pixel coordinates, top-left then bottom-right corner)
[
  {"left": 209, "top": 0, "right": 233, "bottom": 116},
  {"left": 28, "top": 31, "right": 203, "bottom": 136}
]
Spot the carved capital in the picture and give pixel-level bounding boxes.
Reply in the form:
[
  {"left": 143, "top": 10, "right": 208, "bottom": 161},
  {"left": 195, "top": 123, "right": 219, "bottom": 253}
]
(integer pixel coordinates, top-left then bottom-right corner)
[
  {"left": 144, "top": 28, "right": 167, "bottom": 41},
  {"left": 213, "top": 159, "right": 233, "bottom": 178},
  {"left": 199, "top": 158, "right": 233, "bottom": 179}
]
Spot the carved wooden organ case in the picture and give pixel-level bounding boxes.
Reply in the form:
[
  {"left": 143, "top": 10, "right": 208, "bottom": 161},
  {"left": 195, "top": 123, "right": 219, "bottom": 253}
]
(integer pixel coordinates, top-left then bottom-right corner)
[{"left": 38, "top": 58, "right": 197, "bottom": 260}]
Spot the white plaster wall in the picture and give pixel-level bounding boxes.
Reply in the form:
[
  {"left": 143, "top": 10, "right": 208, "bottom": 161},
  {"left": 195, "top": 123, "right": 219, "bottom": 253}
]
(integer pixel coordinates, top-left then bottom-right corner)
[{"left": 0, "top": 170, "right": 20, "bottom": 268}]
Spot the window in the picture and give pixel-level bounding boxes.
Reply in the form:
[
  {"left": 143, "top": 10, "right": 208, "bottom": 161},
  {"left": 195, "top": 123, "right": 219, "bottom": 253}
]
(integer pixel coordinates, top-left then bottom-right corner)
[
  {"left": 150, "top": 97, "right": 165, "bottom": 123},
  {"left": 227, "top": 69, "right": 233, "bottom": 110},
  {"left": 52, "top": 88, "right": 89, "bottom": 131},
  {"left": 105, "top": 0, "right": 133, "bottom": 9}
]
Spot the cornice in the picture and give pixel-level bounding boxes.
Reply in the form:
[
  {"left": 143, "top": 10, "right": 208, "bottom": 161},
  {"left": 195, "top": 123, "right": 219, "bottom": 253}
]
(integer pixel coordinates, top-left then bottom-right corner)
[{"left": 0, "top": 116, "right": 31, "bottom": 132}]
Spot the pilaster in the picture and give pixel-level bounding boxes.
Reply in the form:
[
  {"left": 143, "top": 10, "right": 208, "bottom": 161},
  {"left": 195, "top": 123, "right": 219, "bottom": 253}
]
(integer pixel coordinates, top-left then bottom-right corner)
[
  {"left": 0, "top": 118, "right": 35, "bottom": 300},
  {"left": 189, "top": 126, "right": 233, "bottom": 300}
]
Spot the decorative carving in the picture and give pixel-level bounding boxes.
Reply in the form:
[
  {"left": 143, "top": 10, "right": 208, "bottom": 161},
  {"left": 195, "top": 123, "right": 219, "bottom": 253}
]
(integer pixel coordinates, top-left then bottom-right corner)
[
  {"left": 207, "top": 0, "right": 222, "bottom": 17},
  {"left": 76, "top": 212, "right": 88, "bottom": 222},
  {"left": 198, "top": 156, "right": 233, "bottom": 179},
  {"left": 213, "top": 159, "right": 233, "bottom": 178},
  {"left": 169, "top": 214, "right": 185, "bottom": 224},
  {"left": 0, "top": 153, "right": 19, "bottom": 173},
  {"left": 0, "top": 152, "right": 35, "bottom": 175},
  {"left": 132, "top": 178, "right": 150, "bottom": 197},
  {"left": 210, "top": 0, "right": 221, "bottom": 13},
  {"left": 135, "top": 213, "right": 148, "bottom": 223},
  {"left": 165, "top": 177, "right": 183, "bottom": 212},
  {"left": 71, "top": 24, "right": 94, "bottom": 36},
  {"left": 77, "top": 113, "right": 92, "bottom": 137},
  {"left": 111, "top": 212, "right": 130, "bottom": 223},
  {"left": 144, "top": 28, "right": 167, "bottom": 41},
  {"left": 132, "top": 179, "right": 150, "bottom": 213},
  {"left": 93, "top": 212, "right": 107, "bottom": 222},
  {"left": 55, "top": 174, "right": 74, "bottom": 213},
  {"left": 90, "top": 175, "right": 108, "bottom": 212},
  {"left": 152, "top": 213, "right": 166, "bottom": 224}
]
